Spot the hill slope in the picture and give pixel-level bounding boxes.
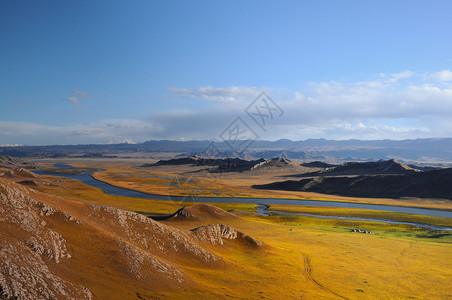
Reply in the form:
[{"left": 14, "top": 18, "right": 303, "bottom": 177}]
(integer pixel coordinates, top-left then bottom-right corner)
[
  {"left": 296, "top": 159, "right": 419, "bottom": 177},
  {"left": 0, "top": 178, "right": 262, "bottom": 299},
  {"left": 0, "top": 155, "right": 36, "bottom": 169},
  {"left": 253, "top": 167, "right": 452, "bottom": 200}
]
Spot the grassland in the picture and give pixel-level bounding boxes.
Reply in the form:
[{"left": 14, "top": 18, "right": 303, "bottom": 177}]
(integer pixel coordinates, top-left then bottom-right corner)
[
  {"left": 38, "top": 158, "right": 452, "bottom": 210},
  {"left": 27, "top": 159, "right": 452, "bottom": 299}
]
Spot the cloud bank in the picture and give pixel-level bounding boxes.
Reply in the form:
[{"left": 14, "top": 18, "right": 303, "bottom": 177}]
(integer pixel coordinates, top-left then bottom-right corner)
[{"left": 1, "top": 71, "right": 451, "bottom": 145}]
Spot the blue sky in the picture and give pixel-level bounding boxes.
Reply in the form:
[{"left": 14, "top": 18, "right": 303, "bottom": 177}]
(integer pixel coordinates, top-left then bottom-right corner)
[{"left": 1, "top": 0, "right": 452, "bottom": 145}]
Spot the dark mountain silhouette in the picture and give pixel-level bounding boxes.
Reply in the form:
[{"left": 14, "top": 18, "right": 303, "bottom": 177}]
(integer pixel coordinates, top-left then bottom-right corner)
[
  {"left": 253, "top": 167, "right": 452, "bottom": 200},
  {"left": 148, "top": 156, "right": 309, "bottom": 173},
  {"left": 295, "top": 159, "right": 419, "bottom": 177},
  {"left": 147, "top": 155, "right": 265, "bottom": 172},
  {"left": 300, "top": 161, "right": 337, "bottom": 168}
]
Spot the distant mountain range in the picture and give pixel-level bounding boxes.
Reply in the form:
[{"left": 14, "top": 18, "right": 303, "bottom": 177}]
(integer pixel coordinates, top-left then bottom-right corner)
[{"left": 1, "top": 138, "right": 452, "bottom": 163}]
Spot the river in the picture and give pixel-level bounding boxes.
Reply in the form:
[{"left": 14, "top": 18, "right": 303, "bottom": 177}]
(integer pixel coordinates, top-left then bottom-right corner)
[{"left": 34, "top": 164, "right": 452, "bottom": 230}]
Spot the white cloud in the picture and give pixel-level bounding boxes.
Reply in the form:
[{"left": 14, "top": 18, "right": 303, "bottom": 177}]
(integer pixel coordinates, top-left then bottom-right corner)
[
  {"left": 72, "top": 90, "right": 93, "bottom": 98},
  {"left": 387, "top": 70, "right": 414, "bottom": 83},
  {"left": 152, "top": 71, "right": 452, "bottom": 141},
  {"left": 67, "top": 97, "right": 80, "bottom": 103},
  {"left": 167, "top": 86, "right": 264, "bottom": 102},
  {"left": 0, "top": 120, "right": 155, "bottom": 145},
  {"left": 431, "top": 70, "right": 452, "bottom": 82},
  {"left": 3, "top": 70, "right": 452, "bottom": 145}
]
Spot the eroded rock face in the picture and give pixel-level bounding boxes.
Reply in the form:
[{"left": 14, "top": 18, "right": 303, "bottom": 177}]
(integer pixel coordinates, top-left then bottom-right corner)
[
  {"left": 118, "top": 240, "right": 185, "bottom": 284},
  {"left": 13, "top": 168, "right": 39, "bottom": 178},
  {"left": 191, "top": 224, "right": 238, "bottom": 245},
  {"left": 0, "top": 180, "right": 72, "bottom": 263},
  {"left": 87, "top": 204, "right": 221, "bottom": 265},
  {"left": 0, "top": 241, "right": 92, "bottom": 300},
  {"left": 191, "top": 224, "right": 264, "bottom": 248},
  {"left": 0, "top": 178, "right": 91, "bottom": 299},
  {"left": 0, "top": 168, "right": 39, "bottom": 179},
  {"left": 0, "top": 156, "right": 36, "bottom": 170}
]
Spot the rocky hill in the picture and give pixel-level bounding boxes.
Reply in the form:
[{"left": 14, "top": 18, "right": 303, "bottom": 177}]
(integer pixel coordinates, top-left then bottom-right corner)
[
  {"left": 0, "top": 178, "right": 262, "bottom": 299},
  {"left": 0, "top": 155, "right": 35, "bottom": 169}
]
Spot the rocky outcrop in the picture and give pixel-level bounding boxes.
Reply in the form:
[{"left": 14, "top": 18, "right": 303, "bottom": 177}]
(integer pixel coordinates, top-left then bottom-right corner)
[
  {"left": 0, "top": 178, "right": 90, "bottom": 299},
  {"left": 86, "top": 204, "right": 221, "bottom": 265},
  {"left": 0, "top": 168, "right": 39, "bottom": 179},
  {"left": 251, "top": 157, "right": 292, "bottom": 170},
  {"left": 0, "top": 155, "right": 36, "bottom": 169},
  {"left": 191, "top": 224, "right": 264, "bottom": 248},
  {"left": 0, "top": 242, "right": 92, "bottom": 300},
  {"left": 13, "top": 168, "right": 39, "bottom": 178}
]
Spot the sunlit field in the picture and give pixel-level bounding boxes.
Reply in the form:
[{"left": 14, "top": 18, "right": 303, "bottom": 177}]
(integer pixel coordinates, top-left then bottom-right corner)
[{"left": 22, "top": 159, "right": 452, "bottom": 299}]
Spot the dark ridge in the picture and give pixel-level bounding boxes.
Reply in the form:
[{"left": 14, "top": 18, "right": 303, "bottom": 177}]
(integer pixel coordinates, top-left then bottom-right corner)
[
  {"left": 300, "top": 161, "right": 337, "bottom": 168},
  {"left": 253, "top": 167, "right": 452, "bottom": 200},
  {"left": 294, "top": 159, "right": 419, "bottom": 177},
  {"left": 146, "top": 156, "right": 265, "bottom": 172}
]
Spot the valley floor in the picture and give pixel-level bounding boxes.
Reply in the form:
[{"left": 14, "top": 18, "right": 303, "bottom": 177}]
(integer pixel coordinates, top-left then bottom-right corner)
[{"left": 2, "top": 159, "right": 450, "bottom": 299}]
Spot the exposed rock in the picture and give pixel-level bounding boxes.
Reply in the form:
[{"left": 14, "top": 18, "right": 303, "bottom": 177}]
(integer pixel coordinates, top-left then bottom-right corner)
[
  {"left": 86, "top": 204, "right": 221, "bottom": 265},
  {"left": 191, "top": 224, "right": 264, "bottom": 248},
  {"left": 0, "top": 242, "right": 92, "bottom": 300},
  {"left": 13, "top": 168, "right": 40, "bottom": 178},
  {"left": 0, "top": 168, "right": 40, "bottom": 180},
  {"left": 118, "top": 240, "right": 185, "bottom": 284},
  {"left": 0, "top": 155, "right": 36, "bottom": 170},
  {"left": 1, "top": 171, "right": 14, "bottom": 178},
  {"left": 251, "top": 157, "right": 292, "bottom": 170},
  {"left": 0, "top": 178, "right": 90, "bottom": 299}
]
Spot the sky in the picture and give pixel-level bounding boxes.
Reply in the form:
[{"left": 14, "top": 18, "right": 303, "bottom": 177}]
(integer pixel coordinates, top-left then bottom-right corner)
[{"left": 1, "top": 0, "right": 452, "bottom": 145}]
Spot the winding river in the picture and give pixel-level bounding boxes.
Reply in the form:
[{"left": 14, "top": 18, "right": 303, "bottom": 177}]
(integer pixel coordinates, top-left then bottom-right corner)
[{"left": 34, "top": 164, "right": 452, "bottom": 230}]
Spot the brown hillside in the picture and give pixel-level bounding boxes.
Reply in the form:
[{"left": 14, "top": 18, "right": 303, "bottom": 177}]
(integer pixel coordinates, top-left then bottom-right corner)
[
  {"left": 0, "top": 155, "right": 36, "bottom": 169},
  {"left": 168, "top": 204, "right": 238, "bottom": 221},
  {"left": 0, "top": 178, "right": 261, "bottom": 299}
]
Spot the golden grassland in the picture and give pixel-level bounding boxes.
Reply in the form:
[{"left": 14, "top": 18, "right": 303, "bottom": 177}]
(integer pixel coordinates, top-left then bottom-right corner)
[
  {"left": 25, "top": 159, "right": 452, "bottom": 298},
  {"left": 50, "top": 159, "right": 452, "bottom": 210},
  {"left": 265, "top": 205, "right": 452, "bottom": 228}
]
